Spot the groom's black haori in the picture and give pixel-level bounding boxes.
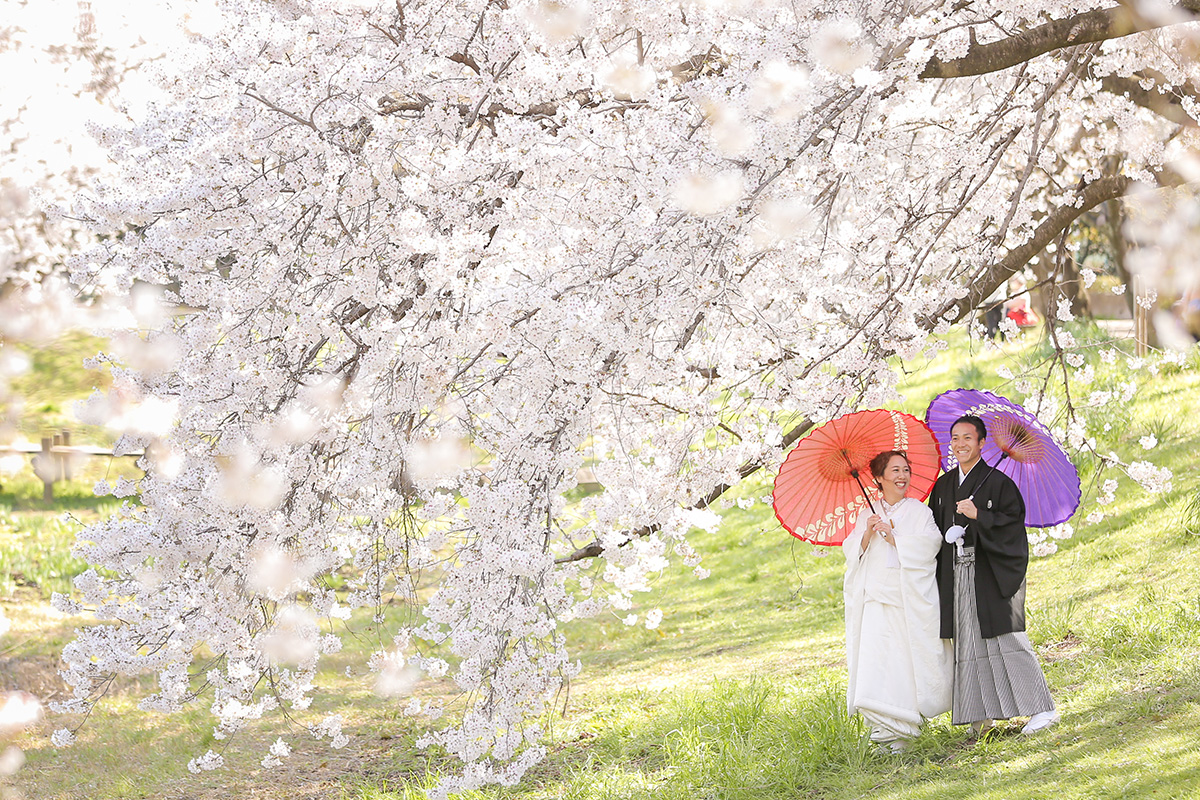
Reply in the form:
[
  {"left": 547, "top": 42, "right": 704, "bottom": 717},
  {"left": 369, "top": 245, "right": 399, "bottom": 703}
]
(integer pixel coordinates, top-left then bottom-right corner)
[
  {"left": 930, "top": 457, "right": 1028, "bottom": 638},
  {"left": 929, "top": 413, "right": 1054, "bottom": 727}
]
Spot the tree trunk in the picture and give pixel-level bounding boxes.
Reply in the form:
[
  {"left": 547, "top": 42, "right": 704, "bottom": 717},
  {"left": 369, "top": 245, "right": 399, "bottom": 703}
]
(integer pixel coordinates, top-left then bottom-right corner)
[
  {"left": 1060, "top": 239, "right": 1092, "bottom": 318},
  {"left": 1105, "top": 198, "right": 1137, "bottom": 320}
]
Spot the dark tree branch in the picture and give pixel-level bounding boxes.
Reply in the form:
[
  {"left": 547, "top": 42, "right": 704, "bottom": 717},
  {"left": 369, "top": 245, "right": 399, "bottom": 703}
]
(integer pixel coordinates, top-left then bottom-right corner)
[
  {"left": 923, "top": 171, "right": 1196, "bottom": 327},
  {"left": 1101, "top": 70, "right": 1200, "bottom": 127},
  {"left": 932, "top": 175, "right": 1130, "bottom": 325},
  {"left": 920, "top": 1, "right": 1200, "bottom": 79}
]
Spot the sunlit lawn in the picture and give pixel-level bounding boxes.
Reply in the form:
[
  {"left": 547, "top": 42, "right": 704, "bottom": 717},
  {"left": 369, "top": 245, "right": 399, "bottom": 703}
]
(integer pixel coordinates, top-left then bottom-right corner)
[{"left": 3, "top": 327, "right": 1200, "bottom": 799}]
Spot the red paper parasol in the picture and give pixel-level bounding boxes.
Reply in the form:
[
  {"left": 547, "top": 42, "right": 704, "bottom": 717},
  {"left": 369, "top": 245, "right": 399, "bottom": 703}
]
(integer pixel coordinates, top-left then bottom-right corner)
[{"left": 772, "top": 409, "right": 942, "bottom": 546}]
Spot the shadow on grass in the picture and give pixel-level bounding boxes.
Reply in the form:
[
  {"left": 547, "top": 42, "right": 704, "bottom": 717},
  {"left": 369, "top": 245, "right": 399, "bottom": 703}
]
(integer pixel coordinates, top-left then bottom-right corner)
[{"left": 344, "top": 651, "right": 1200, "bottom": 800}]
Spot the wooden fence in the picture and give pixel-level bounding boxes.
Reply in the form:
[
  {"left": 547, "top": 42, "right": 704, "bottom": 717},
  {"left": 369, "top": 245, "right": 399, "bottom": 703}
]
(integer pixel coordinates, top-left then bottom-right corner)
[{"left": 0, "top": 430, "right": 141, "bottom": 501}]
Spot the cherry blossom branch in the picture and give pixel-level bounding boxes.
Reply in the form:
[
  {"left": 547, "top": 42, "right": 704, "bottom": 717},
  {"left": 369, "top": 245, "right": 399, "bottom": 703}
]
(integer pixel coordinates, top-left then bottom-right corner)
[
  {"left": 555, "top": 416, "right": 815, "bottom": 563},
  {"left": 1101, "top": 70, "right": 1200, "bottom": 127},
  {"left": 930, "top": 173, "right": 1134, "bottom": 326},
  {"left": 920, "top": 1, "right": 1200, "bottom": 79}
]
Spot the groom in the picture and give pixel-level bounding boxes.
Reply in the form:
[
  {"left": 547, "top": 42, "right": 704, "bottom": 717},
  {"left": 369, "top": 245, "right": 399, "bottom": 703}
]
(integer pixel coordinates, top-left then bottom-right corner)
[{"left": 929, "top": 414, "right": 1058, "bottom": 736}]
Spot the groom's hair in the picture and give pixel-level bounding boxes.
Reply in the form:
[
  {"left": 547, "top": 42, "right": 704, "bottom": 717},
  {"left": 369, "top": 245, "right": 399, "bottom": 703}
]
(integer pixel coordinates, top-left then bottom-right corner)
[
  {"left": 869, "top": 450, "right": 908, "bottom": 480},
  {"left": 952, "top": 414, "right": 987, "bottom": 440}
]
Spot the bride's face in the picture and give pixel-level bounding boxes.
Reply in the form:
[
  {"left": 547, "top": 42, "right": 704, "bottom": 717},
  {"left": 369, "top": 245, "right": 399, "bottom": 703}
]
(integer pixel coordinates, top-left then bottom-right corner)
[{"left": 879, "top": 455, "right": 910, "bottom": 501}]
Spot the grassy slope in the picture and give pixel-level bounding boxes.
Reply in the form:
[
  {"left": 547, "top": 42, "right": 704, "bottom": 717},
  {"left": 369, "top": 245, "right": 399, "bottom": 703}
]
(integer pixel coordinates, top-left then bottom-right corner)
[
  {"left": 5, "top": 332, "right": 114, "bottom": 443},
  {"left": 4, "top": 330, "right": 1200, "bottom": 799}
]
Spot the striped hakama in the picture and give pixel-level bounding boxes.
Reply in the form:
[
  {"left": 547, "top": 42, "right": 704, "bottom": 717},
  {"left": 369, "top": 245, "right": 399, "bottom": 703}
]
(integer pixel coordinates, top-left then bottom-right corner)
[{"left": 952, "top": 546, "right": 1053, "bottom": 724}]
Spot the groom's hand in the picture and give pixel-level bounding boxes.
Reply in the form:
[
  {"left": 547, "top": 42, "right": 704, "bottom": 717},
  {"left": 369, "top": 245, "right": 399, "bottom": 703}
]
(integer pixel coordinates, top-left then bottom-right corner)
[{"left": 955, "top": 498, "right": 978, "bottom": 519}]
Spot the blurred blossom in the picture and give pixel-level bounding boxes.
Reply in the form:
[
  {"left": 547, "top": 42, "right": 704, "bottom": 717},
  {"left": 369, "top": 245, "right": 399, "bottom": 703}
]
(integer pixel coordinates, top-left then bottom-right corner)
[
  {"left": 750, "top": 60, "right": 810, "bottom": 120},
  {"left": 261, "top": 605, "right": 320, "bottom": 665},
  {"left": 372, "top": 651, "right": 423, "bottom": 698},
  {"left": 809, "top": 19, "right": 875, "bottom": 76},
  {"left": 32, "top": 448, "right": 58, "bottom": 484},
  {"left": 0, "top": 349, "right": 31, "bottom": 379},
  {"left": 703, "top": 100, "right": 755, "bottom": 156},
  {"left": 408, "top": 434, "right": 473, "bottom": 486},
  {"left": 527, "top": 0, "right": 588, "bottom": 43},
  {"left": 0, "top": 289, "right": 72, "bottom": 344},
  {"left": 108, "top": 331, "right": 183, "bottom": 375},
  {"left": 247, "top": 546, "right": 307, "bottom": 600},
  {"left": 299, "top": 377, "right": 346, "bottom": 413},
  {"left": 0, "top": 692, "right": 42, "bottom": 736},
  {"left": 1169, "top": 149, "right": 1200, "bottom": 182},
  {"left": 673, "top": 171, "right": 744, "bottom": 216},
  {"left": 146, "top": 439, "right": 185, "bottom": 481},
  {"left": 1153, "top": 310, "right": 1197, "bottom": 352},
  {"left": 0, "top": 745, "right": 24, "bottom": 776},
  {"left": 0, "top": 453, "right": 24, "bottom": 476},
  {"left": 267, "top": 405, "right": 320, "bottom": 446},
  {"left": 216, "top": 446, "right": 286, "bottom": 509},
  {"left": 81, "top": 386, "right": 178, "bottom": 436},
  {"left": 598, "top": 56, "right": 656, "bottom": 100},
  {"left": 50, "top": 728, "right": 75, "bottom": 747},
  {"left": 1125, "top": 188, "right": 1200, "bottom": 300},
  {"left": 129, "top": 282, "right": 169, "bottom": 329},
  {"left": 1131, "top": 0, "right": 1193, "bottom": 26},
  {"left": 124, "top": 396, "right": 178, "bottom": 436},
  {"left": 751, "top": 196, "right": 815, "bottom": 247},
  {"left": 179, "top": 3, "right": 225, "bottom": 37}
]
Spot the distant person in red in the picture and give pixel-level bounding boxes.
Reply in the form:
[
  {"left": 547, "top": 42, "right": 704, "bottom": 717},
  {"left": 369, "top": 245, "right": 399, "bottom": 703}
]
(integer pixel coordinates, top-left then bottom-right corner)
[
  {"left": 928, "top": 415, "right": 1058, "bottom": 737},
  {"left": 1003, "top": 274, "right": 1041, "bottom": 329}
]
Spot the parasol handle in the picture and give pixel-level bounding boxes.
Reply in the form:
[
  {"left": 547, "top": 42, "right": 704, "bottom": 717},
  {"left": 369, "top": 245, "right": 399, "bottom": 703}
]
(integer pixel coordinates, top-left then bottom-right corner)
[
  {"left": 966, "top": 451, "right": 1008, "bottom": 502},
  {"left": 841, "top": 449, "right": 879, "bottom": 517}
]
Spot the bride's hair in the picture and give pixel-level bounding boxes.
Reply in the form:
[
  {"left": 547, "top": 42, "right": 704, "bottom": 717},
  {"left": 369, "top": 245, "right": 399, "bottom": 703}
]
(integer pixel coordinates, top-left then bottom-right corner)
[{"left": 869, "top": 450, "right": 909, "bottom": 488}]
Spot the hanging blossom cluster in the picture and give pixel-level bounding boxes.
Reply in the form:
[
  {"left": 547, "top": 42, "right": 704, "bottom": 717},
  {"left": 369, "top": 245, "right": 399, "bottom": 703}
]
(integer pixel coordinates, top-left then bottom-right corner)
[{"left": 51, "top": 0, "right": 1200, "bottom": 793}]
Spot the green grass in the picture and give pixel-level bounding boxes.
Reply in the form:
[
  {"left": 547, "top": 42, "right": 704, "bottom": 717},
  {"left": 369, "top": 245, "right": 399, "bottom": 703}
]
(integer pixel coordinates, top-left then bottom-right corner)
[
  {"left": 5, "top": 329, "right": 1200, "bottom": 799},
  {"left": 6, "top": 331, "right": 114, "bottom": 444},
  {"left": 0, "top": 510, "right": 92, "bottom": 597}
]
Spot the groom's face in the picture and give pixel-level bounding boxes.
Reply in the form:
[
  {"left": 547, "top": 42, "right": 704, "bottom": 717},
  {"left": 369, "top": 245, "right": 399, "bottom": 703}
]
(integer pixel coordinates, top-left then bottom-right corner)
[{"left": 950, "top": 422, "right": 984, "bottom": 468}]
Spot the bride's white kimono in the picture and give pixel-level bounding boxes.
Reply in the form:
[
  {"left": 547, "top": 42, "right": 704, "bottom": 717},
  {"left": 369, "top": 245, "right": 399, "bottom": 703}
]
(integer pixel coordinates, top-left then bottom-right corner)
[{"left": 843, "top": 497, "right": 952, "bottom": 741}]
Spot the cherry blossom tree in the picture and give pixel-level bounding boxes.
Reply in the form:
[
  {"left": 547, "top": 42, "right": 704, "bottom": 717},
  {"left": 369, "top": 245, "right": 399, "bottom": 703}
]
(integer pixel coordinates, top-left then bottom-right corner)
[{"left": 54, "top": 0, "right": 1197, "bottom": 793}]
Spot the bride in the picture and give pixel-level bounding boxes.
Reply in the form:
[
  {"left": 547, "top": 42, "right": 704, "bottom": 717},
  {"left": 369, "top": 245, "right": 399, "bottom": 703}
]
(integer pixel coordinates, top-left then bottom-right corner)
[{"left": 842, "top": 450, "right": 952, "bottom": 751}]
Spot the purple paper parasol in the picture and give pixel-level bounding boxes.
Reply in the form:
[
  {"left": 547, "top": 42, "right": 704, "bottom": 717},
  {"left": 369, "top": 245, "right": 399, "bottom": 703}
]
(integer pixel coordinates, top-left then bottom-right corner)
[{"left": 925, "top": 388, "right": 1081, "bottom": 528}]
